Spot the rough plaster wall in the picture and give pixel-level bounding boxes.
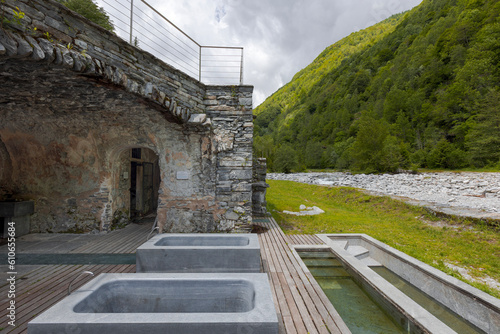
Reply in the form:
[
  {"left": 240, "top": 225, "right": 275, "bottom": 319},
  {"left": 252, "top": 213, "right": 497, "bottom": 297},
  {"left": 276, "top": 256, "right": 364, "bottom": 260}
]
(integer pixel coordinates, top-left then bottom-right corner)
[
  {"left": 112, "top": 150, "right": 133, "bottom": 217},
  {"left": 0, "top": 61, "right": 216, "bottom": 233},
  {"left": 156, "top": 131, "right": 221, "bottom": 233}
]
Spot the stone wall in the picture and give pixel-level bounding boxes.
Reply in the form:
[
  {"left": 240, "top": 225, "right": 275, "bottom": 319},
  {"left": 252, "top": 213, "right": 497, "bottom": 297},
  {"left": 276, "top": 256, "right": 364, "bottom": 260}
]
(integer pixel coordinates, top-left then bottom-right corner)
[
  {"left": 0, "top": 0, "right": 206, "bottom": 122},
  {"left": 206, "top": 86, "right": 254, "bottom": 232},
  {"left": 252, "top": 158, "right": 269, "bottom": 216},
  {"left": 0, "top": 0, "right": 254, "bottom": 233}
]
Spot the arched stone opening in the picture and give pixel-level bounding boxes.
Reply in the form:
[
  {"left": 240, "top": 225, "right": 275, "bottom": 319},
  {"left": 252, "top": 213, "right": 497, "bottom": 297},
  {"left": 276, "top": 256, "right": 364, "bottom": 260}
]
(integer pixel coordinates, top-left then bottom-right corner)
[{"left": 110, "top": 147, "right": 161, "bottom": 228}]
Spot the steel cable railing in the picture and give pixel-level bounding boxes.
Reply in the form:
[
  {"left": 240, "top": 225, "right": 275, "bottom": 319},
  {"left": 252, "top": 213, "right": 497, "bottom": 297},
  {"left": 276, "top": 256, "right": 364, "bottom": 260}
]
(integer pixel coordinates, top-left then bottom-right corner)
[{"left": 96, "top": 0, "right": 243, "bottom": 85}]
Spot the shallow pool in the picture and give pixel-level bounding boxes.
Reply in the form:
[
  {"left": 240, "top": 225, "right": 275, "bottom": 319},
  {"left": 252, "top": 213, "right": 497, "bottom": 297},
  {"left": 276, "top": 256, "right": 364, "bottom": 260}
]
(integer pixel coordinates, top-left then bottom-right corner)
[{"left": 299, "top": 251, "right": 405, "bottom": 334}]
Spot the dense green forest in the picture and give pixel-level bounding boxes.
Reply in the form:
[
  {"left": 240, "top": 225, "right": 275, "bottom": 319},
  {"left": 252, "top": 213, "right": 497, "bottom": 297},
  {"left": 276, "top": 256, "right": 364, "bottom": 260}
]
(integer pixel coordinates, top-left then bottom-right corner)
[{"left": 254, "top": 0, "right": 500, "bottom": 173}]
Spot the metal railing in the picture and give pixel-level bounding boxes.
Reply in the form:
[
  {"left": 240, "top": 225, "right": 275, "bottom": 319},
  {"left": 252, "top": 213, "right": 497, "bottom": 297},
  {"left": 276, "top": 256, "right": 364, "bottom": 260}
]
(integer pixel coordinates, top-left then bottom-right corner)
[{"left": 97, "top": 0, "right": 243, "bottom": 85}]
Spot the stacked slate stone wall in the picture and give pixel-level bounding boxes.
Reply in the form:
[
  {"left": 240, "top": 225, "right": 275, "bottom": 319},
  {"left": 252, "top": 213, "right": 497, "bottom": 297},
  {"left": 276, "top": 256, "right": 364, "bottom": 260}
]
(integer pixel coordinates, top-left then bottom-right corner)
[
  {"left": 205, "top": 86, "right": 254, "bottom": 232},
  {"left": 252, "top": 158, "right": 269, "bottom": 216},
  {"left": 0, "top": 0, "right": 254, "bottom": 233}
]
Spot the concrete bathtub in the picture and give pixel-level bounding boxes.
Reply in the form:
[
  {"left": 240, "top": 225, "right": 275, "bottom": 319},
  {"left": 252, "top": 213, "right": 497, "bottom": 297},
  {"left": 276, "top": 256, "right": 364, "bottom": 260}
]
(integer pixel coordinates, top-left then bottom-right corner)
[
  {"left": 136, "top": 233, "right": 261, "bottom": 273},
  {"left": 28, "top": 273, "right": 278, "bottom": 334}
]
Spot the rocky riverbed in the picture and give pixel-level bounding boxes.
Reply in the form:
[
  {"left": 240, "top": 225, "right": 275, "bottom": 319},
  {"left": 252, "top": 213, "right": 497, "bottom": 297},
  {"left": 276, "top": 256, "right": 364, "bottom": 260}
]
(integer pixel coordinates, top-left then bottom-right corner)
[{"left": 267, "top": 172, "right": 500, "bottom": 222}]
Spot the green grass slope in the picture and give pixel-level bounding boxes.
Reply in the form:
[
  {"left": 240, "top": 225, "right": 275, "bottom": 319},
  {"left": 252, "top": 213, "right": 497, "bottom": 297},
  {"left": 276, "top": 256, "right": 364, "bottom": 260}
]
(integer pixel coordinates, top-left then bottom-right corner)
[{"left": 267, "top": 180, "right": 500, "bottom": 298}]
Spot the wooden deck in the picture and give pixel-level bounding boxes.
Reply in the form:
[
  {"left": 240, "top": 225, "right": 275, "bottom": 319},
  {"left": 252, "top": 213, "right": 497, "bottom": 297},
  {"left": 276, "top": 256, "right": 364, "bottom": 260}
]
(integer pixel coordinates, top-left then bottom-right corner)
[
  {"left": 256, "top": 218, "right": 350, "bottom": 334},
  {"left": 0, "top": 264, "right": 135, "bottom": 334},
  {"left": 0, "top": 218, "right": 349, "bottom": 334},
  {"left": 286, "top": 233, "right": 325, "bottom": 246}
]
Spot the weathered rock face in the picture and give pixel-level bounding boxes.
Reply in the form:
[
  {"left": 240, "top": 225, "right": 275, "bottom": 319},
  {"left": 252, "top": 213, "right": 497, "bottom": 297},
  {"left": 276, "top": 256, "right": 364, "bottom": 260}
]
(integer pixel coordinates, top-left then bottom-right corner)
[{"left": 0, "top": 0, "right": 254, "bottom": 233}]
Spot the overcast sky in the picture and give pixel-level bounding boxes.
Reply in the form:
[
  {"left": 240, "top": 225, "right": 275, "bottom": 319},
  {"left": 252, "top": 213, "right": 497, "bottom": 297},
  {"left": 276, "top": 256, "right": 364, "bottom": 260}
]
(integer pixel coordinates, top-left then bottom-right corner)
[{"left": 98, "top": 0, "right": 422, "bottom": 107}]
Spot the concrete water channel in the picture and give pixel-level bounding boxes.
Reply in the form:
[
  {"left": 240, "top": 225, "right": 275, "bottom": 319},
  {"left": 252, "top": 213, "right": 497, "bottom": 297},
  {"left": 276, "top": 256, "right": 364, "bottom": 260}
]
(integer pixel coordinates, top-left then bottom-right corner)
[
  {"left": 298, "top": 250, "right": 483, "bottom": 334},
  {"left": 298, "top": 250, "right": 406, "bottom": 333},
  {"left": 294, "top": 234, "right": 500, "bottom": 334}
]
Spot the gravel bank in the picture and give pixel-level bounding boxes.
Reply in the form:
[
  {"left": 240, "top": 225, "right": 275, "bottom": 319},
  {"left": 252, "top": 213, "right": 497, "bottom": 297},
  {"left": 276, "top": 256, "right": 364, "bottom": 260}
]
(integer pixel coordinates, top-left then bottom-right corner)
[{"left": 267, "top": 172, "right": 500, "bottom": 221}]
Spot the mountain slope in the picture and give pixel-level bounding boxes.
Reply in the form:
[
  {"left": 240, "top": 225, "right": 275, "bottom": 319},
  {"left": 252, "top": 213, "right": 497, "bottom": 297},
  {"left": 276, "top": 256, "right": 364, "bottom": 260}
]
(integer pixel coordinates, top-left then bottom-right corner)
[{"left": 254, "top": 0, "right": 500, "bottom": 173}]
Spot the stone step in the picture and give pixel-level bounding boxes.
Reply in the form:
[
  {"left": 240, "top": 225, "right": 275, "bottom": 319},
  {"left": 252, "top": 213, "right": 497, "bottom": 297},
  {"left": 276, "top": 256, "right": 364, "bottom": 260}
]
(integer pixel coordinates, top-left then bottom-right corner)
[
  {"left": 346, "top": 245, "right": 370, "bottom": 259},
  {"left": 331, "top": 240, "right": 348, "bottom": 250},
  {"left": 360, "top": 257, "right": 381, "bottom": 266}
]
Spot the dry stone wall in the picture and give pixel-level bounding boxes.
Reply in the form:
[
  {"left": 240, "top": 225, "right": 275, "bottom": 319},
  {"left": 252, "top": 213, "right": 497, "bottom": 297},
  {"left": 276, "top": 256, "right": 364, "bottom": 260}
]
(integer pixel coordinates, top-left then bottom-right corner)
[
  {"left": 206, "top": 86, "right": 254, "bottom": 232},
  {"left": 252, "top": 158, "right": 269, "bottom": 216},
  {"left": 0, "top": 0, "right": 254, "bottom": 233}
]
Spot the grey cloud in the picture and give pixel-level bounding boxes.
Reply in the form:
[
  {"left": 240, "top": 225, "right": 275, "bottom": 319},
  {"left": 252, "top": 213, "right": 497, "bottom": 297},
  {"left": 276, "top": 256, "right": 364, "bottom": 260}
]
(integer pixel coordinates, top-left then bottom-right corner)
[
  {"left": 97, "top": 0, "right": 422, "bottom": 106},
  {"left": 218, "top": 0, "right": 422, "bottom": 106}
]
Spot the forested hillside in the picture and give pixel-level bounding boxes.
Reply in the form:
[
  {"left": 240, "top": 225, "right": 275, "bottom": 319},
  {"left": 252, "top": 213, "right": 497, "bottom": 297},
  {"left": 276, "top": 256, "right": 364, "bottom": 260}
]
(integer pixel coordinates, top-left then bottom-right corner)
[{"left": 254, "top": 0, "right": 500, "bottom": 173}]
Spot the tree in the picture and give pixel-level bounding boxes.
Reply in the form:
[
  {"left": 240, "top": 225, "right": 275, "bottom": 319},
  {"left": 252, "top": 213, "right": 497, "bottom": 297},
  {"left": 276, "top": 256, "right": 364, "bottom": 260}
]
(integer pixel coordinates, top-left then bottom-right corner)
[
  {"left": 253, "top": 135, "right": 275, "bottom": 170},
  {"left": 350, "top": 113, "right": 389, "bottom": 172},
  {"left": 304, "top": 141, "right": 324, "bottom": 169},
  {"left": 379, "top": 135, "right": 408, "bottom": 172},
  {"left": 465, "top": 89, "right": 500, "bottom": 167},
  {"left": 333, "top": 138, "right": 355, "bottom": 170},
  {"left": 274, "top": 144, "right": 298, "bottom": 173},
  {"left": 426, "top": 139, "right": 468, "bottom": 169},
  {"left": 350, "top": 112, "right": 408, "bottom": 173},
  {"left": 58, "top": 0, "right": 114, "bottom": 32}
]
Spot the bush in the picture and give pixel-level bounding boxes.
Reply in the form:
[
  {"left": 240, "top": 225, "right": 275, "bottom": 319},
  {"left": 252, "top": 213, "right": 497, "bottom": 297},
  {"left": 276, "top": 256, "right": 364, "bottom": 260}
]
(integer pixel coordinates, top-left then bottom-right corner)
[{"left": 58, "top": 0, "right": 114, "bottom": 32}]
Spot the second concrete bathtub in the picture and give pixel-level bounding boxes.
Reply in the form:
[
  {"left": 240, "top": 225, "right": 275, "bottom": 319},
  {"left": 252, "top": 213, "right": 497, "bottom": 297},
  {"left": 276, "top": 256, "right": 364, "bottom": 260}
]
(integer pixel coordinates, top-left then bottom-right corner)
[{"left": 136, "top": 233, "right": 261, "bottom": 273}]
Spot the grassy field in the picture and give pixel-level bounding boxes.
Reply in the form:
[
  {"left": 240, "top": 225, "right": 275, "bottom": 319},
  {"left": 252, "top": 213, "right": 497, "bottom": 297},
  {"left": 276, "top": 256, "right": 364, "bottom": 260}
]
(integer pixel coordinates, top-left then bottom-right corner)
[{"left": 267, "top": 179, "right": 500, "bottom": 298}]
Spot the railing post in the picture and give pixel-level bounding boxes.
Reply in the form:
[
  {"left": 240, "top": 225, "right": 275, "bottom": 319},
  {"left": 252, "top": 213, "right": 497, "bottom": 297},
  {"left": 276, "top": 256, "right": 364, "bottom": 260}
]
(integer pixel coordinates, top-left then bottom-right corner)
[
  {"left": 199, "top": 46, "right": 202, "bottom": 82},
  {"left": 129, "top": 0, "right": 134, "bottom": 44},
  {"left": 240, "top": 48, "right": 244, "bottom": 85}
]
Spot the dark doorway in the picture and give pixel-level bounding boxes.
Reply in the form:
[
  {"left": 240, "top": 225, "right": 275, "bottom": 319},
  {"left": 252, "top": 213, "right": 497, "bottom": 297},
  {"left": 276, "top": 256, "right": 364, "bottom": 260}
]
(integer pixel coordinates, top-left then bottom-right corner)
[
  {"left": 130, "top": 161, "right": 138, "bottom": 218},
  {"left": 129, "top": 148, "right": 160, "bottom": 219},
  {"left": 142, "top": 162, "right": 153, "bottom": 214}
]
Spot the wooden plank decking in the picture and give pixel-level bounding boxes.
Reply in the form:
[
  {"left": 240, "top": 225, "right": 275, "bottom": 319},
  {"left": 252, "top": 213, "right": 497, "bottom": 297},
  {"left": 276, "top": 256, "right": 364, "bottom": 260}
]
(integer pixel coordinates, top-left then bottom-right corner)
[
  {"left": 0, "top": 218, "right": 349, "bottom": 334},
  {"left": 256, "top": 218, "right": 350, "bottom": 334},
  {"left": 0, "top": 264, "right": 135, "bottom": 334},
  {"left": 287, "top": 233, "right": 325, "bottom": 246},
  {"left": 69, "top": 222, "right": 152, "bottom": 254}
]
